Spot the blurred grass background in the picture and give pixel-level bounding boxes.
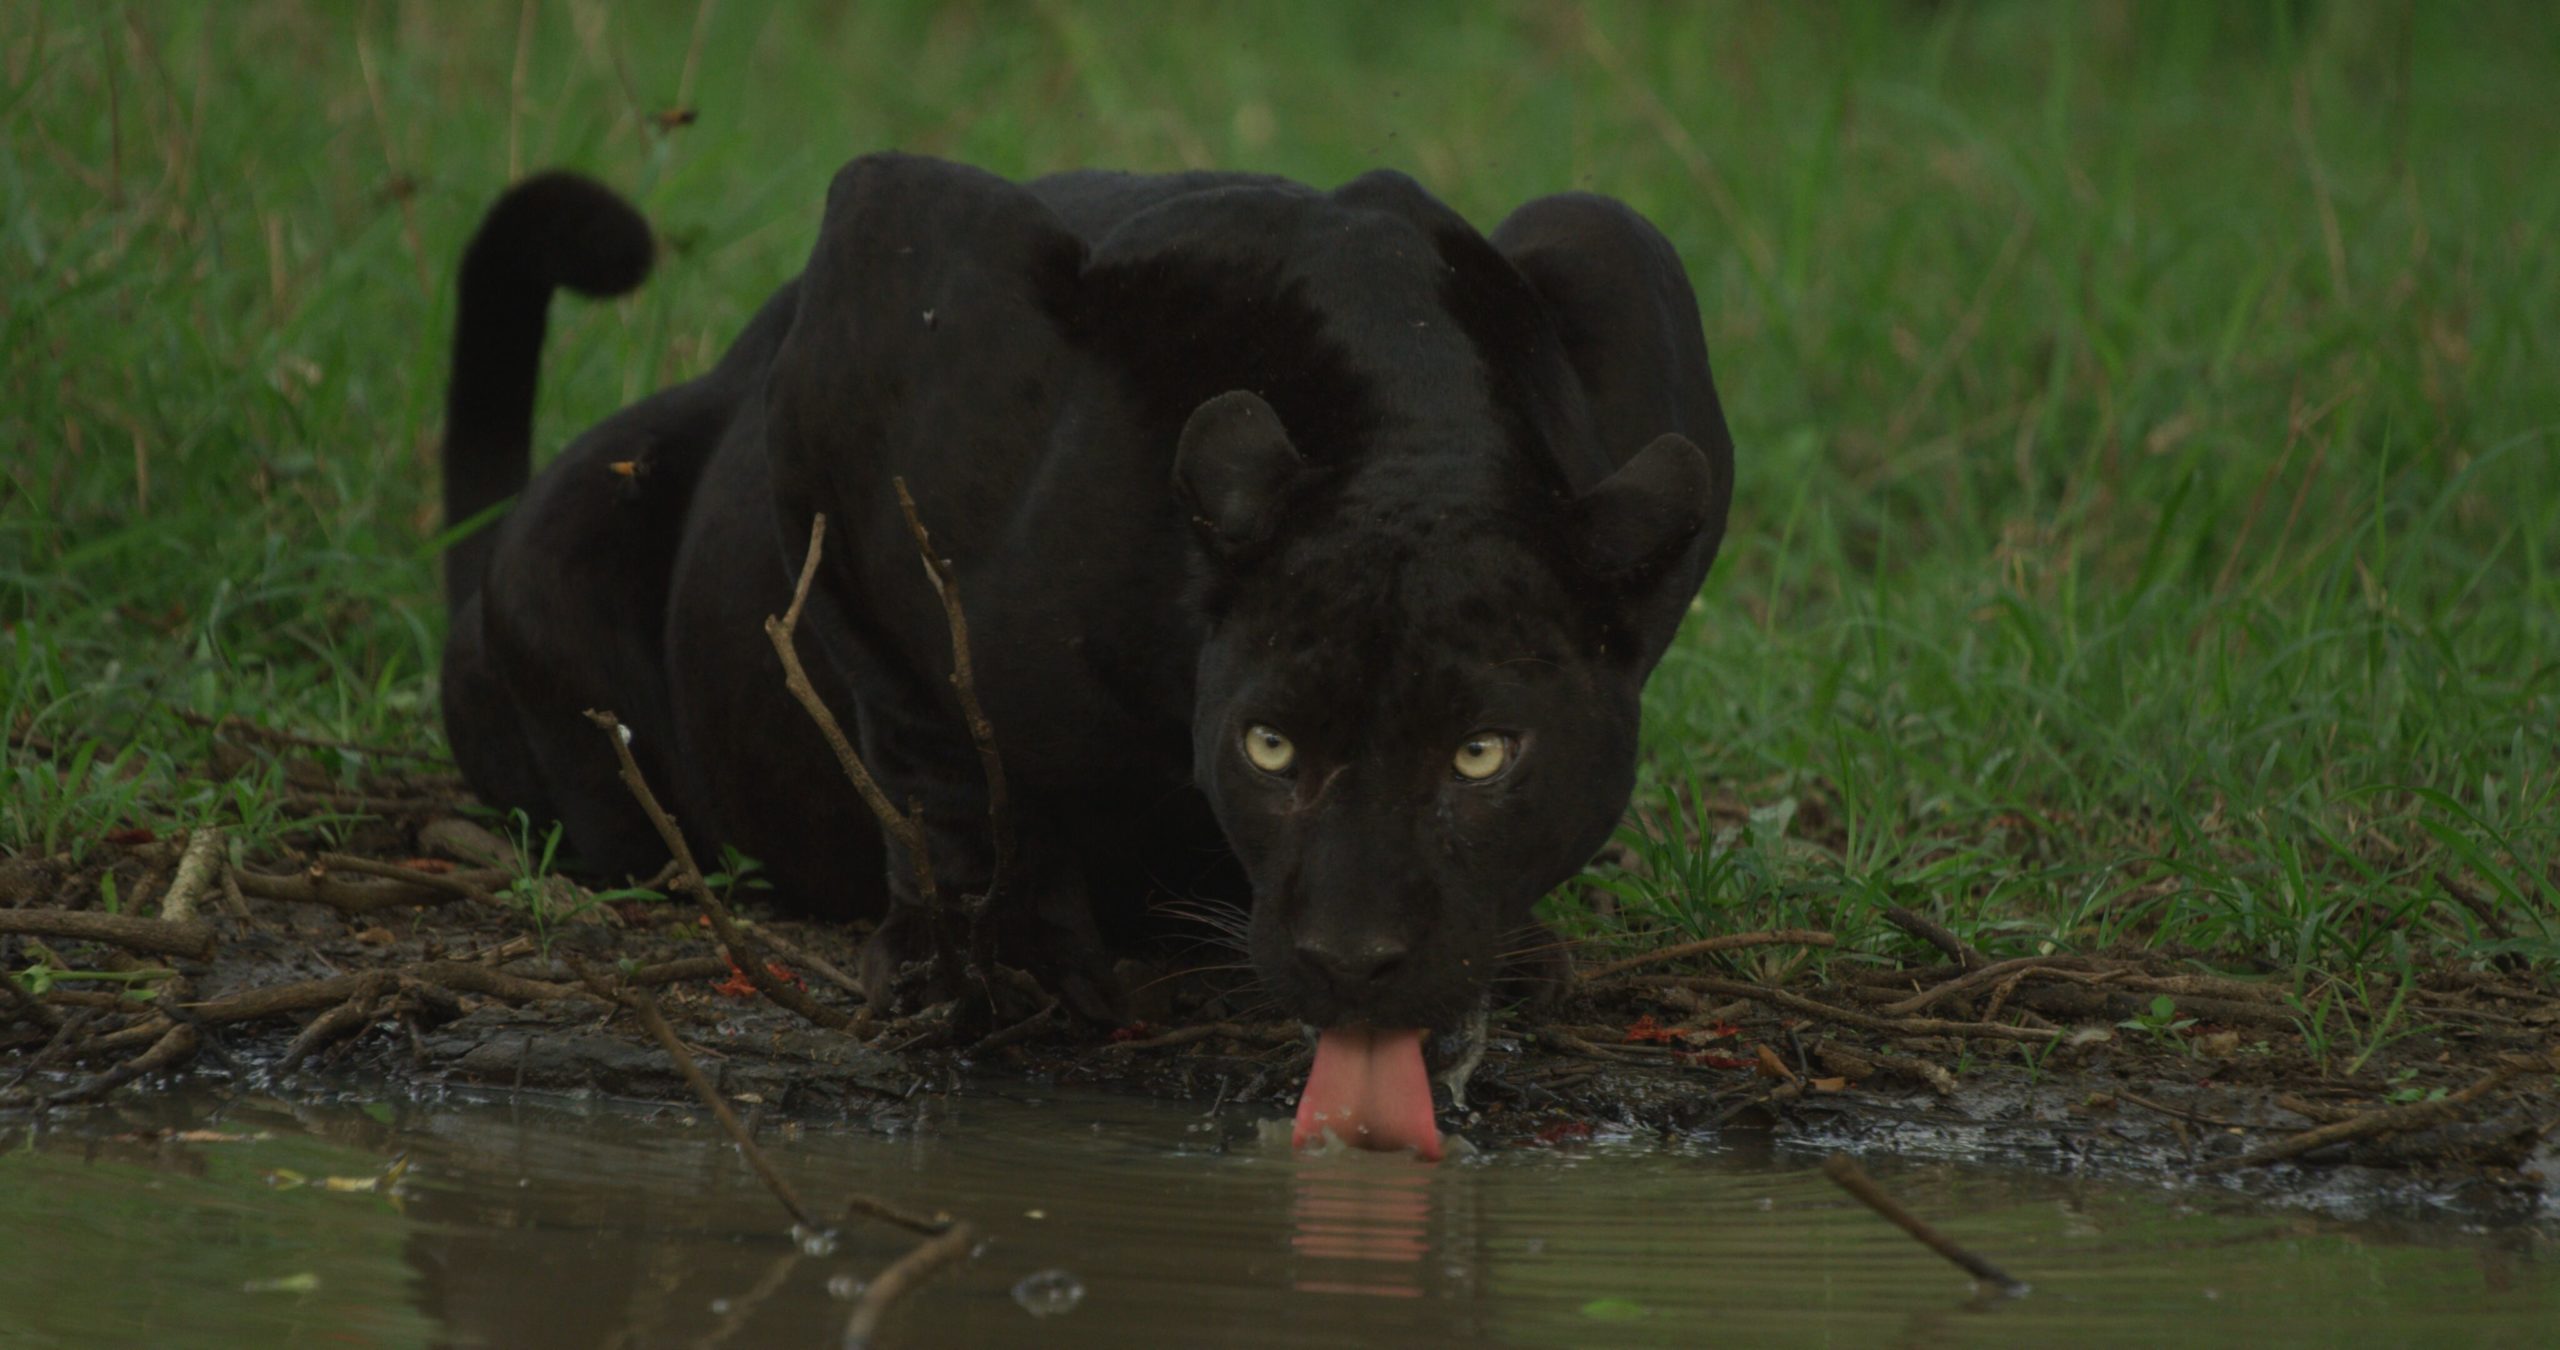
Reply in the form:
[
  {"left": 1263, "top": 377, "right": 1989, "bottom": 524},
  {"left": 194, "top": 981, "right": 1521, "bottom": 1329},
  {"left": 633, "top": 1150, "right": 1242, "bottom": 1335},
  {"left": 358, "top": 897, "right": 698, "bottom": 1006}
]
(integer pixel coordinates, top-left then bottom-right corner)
[{"left": 4, "top": 1, "right": 2555, "bottom": 985}]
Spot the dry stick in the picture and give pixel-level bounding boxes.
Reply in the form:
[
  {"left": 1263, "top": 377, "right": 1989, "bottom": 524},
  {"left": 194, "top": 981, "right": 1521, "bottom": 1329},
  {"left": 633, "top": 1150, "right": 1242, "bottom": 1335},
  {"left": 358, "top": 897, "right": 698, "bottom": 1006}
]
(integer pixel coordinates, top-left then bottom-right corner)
[
  {"left": 1821, "top": 1154, "right": 2026, "bottom": 1294},
  {"left": 842, "top": 1220, "right": 979, "bottom": 1350},
  {"left": 608, "top": 978, "right": 816, "bottom": 1232},
  {"left": 215, "top": 866, "right": 254, "bottom": 922},
  {"left": 0, "top": 910, "right": 215, "bottom": 962},
  {"left": 625, "top": 956, "right": 735, "bottom": 988},
  {"left": 228, "top": 866, "right": 504, "bottom": 915},
  {"left": 966, "top": 998, "right": 1059, "bottom": 1058},
  {"left": 314, "top": 853, "right": 508, "bottom": 904},
  {"left": 593, "top": 973, "right": 952, "bottom": 1239},
  {"left": 82, "top": 960, "right": 613, "bottom": 1058},
  {"left": 581, "top": 709, "right": 851, "bottom": 1031},
  {"left": 276, "top": 980, "right": 390, "bottom": 1073},
  {"left": 157, "top": 827, "right": 225, "bottom": 923},
  {"left": 44, "top": 1021, "right": 200, "bottom": 1107},
  {"left": 893, "top": 476, "right": 1015, "bottom": 996},
  {"left": 2196, "top": 1059, "right": 2543, "bottom": 1174},
  {"left": 1879, "top": 955, "right": 2071, "bottom": 1017},
  {"left": 761, "top": 516, "right": 947, "bottom": 965},
  {"left": 1575, "top": 929, "right": 1837, "bottom": 984},
  {"left": 1882, "top": 906, "right": 1988, "bottom": 972},
  {"left": 2112, "top": 1090, "right": 2270, "bottom": 1133},
  {"left": 744, "top": 926, "right": 865, "bottom": 1000},
  {"left": 1674, "top": 976, "right": 2060, "bottom": 1044}
]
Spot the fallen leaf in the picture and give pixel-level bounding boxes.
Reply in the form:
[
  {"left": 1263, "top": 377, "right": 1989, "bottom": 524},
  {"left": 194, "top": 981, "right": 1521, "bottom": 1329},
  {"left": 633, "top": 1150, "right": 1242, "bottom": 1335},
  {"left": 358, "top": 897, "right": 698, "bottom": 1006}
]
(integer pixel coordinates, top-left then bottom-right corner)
[
  {"left": 1753, "top": 1044, "right": 1797, "bottom": 1082},
  {"left": 267, "top": 1152, "right": 410, "bottom": 1194}
]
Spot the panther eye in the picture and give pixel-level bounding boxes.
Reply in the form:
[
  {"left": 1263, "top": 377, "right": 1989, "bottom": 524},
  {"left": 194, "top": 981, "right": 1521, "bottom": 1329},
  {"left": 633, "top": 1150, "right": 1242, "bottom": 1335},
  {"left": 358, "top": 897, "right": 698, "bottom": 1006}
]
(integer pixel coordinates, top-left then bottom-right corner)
[
  {"left": 1452, "top": 733, "right": 1515, "bottom": 781},
  {"left": 1242, "top": 724, "right": 1296, "bottom": 775}
]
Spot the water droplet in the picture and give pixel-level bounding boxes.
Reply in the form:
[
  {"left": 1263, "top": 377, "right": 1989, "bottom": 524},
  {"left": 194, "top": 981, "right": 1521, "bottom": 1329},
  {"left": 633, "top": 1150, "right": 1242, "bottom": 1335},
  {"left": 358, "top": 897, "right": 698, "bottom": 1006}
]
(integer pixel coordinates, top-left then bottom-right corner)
[
  {"left": 796, "top": 1226, "right": 839, "bottom": 1257},
  {"left": 826, "top": 1274, "right": 866, "bottom": 1302},
  {"left": 1011, "top": 1269, "right": 1085, "bottom": 1318},
  {"left": 707, "top": 1298, "right": 731, "bottom": 1315}
]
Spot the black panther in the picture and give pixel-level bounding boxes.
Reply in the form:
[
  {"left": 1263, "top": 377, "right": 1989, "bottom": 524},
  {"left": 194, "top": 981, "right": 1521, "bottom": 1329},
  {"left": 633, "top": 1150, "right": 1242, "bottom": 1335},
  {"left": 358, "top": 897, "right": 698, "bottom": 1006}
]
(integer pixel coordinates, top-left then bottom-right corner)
[{"left": 436, "top": 154, "right": 1733, "bottom": 1155}]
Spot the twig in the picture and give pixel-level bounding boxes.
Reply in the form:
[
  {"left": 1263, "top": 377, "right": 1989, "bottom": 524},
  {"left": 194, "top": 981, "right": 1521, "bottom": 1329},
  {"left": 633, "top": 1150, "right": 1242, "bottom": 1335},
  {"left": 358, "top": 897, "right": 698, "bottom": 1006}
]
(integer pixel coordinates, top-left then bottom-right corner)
[
  {"left": 228, "top": 865, "right": 506, "bottom": 915},
  {"left": 761, "top": 516, "right": 949, "bottom": 975},
  {"left": 2112, "top": 1090, "right": 2269, "bottom": 1133},
  {"left": 745, "top": 925, "right": 865, "bottom": 1000},
  {"left": 842, "top": 1221, "right": 978, "bottom": 1350},
  {"left": 1821, "top": 1154, "right": 2026, "bottom": 1294},
  {"left": 1878, "top": 955, "right": 2070, "bottom": 1017},
  {"left": 893, "top": 475, "right": 1014, "bottom": 995},
  {"left": 276, "top": 980, "right": 391, "bottom": 1073},
  {"left": 965, "top": 998, "right": 1059, "bottom": 1057},
  {"left": 315, "top": 853, "right": 507, "bottom": 905},
  {"left": 216, "top": 866, "right": 254, "bottom": 922},
  {"left": 2196, "top": 1058, "right": 2544, "bottom": 1174},
  {"left": 582, "top": 710, "right": 851, "bottom": 1031},
  {"left": 43, "top": 1021, "right": 200, "bottom": 1107},
  {"left": 579, "top": 968, "right": 952, "bottom": 1238},
  {"left": 1672, "top": 976, "right": 2060, "bottom": 1044},
  {"left": 1883, "top": 907, "right": 1988, "bottom": 972},
  {"left": 624, "top": 956, "right": 736, "bottom": 987},
  {"left": 158, "top": 827, "right": 225, "bottom": 923},
  {"left": 0, "top": 910, "right": 215, "bottom": 962},
  {"left": 1575, "top": 929, "right": 1837, "bottom": 984},
  {"left": 600, "top": 975, "right": 816, "bottom": 1231}
]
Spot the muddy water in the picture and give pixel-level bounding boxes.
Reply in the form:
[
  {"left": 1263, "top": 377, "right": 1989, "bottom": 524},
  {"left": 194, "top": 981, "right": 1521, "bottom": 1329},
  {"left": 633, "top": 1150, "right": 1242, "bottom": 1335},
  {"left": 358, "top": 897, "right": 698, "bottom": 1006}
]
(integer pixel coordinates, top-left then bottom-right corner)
[{"left": 3, "top": 1086, "right": 2552, "bottom": 1348}]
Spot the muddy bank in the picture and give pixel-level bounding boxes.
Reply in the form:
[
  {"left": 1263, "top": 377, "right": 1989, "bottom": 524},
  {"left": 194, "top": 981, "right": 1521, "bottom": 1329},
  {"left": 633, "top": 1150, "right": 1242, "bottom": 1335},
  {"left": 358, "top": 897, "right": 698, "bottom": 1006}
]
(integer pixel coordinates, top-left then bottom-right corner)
[
  {"left": 2, "top": 706, "right": 2555, "bottom": 1227},
  {"left": 5, "top": 788, "right": 2555, "bottom": 1229}
]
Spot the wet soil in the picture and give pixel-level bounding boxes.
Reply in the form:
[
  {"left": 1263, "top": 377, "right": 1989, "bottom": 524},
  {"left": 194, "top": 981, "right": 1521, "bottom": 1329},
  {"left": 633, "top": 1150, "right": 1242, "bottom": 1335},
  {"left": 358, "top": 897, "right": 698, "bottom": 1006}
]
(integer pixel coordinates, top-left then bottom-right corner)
[{"left": 3, "top": 753, "right": 2556, "bottom": 1226}]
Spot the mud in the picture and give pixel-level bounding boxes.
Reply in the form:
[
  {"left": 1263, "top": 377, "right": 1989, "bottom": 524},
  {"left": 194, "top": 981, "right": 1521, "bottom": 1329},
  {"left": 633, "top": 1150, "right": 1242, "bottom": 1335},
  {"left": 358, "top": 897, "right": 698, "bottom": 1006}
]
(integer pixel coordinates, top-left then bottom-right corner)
[{"left": 3, "top": 752, "right": 2556, "bottom": 1228}]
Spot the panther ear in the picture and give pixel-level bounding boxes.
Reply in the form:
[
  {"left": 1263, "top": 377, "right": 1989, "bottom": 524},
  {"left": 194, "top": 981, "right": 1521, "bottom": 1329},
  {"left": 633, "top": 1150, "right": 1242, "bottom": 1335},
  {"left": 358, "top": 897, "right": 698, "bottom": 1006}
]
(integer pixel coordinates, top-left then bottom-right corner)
[
  {"left": 1573, "top": 433, "right": 1725, "bottom": 580},
  {"left": 1174, "top": 390, "right": 1303, "bottom": 548}
]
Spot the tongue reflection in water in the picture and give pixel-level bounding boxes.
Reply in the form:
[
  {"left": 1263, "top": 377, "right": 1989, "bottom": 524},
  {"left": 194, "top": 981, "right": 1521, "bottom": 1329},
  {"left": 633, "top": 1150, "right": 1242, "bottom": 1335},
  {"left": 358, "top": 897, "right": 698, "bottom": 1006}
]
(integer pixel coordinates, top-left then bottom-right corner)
[{"left": 1292, "top": 1027, "right": 1443, "bottom": 1161}]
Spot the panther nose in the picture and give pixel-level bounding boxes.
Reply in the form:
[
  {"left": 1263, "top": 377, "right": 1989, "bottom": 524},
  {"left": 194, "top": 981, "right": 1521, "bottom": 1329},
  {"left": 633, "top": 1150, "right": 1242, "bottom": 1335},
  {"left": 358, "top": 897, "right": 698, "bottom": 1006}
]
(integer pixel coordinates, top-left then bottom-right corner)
[{"left": 1295, "top": 935, "right": 1409, "bottom": 994}]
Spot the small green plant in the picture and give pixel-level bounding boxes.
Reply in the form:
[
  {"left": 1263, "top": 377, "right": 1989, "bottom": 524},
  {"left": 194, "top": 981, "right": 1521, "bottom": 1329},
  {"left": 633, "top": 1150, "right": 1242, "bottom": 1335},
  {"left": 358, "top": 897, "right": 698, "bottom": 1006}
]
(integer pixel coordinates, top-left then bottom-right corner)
[
  {"left": 2117, "top": 995, "right": 2196, "bottom": 1046},
  {"left": 494, "top": 810, "right": 588, "bottom": 957},
  {"left": 2385, "top": 1068, "right": 2448, "bottom": 1106},
  {"left": 2015, "top": 1038, "right": 2058, "bottom": 1086}
]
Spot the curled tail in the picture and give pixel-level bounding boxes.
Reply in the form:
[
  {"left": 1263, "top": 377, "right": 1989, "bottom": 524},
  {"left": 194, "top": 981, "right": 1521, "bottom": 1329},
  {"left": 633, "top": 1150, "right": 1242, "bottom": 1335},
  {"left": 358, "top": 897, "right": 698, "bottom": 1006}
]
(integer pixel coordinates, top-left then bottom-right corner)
[{"left": 441, "top": 172, "right": 654, "bottom": 607}]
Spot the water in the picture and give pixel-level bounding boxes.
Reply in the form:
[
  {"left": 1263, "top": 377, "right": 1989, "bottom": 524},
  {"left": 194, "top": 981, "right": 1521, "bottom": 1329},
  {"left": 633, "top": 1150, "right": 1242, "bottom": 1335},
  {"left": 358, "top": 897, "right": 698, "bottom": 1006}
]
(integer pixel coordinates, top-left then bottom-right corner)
[{"left": 1, "top": 1085, "right": 2552, "bottom": 1347}]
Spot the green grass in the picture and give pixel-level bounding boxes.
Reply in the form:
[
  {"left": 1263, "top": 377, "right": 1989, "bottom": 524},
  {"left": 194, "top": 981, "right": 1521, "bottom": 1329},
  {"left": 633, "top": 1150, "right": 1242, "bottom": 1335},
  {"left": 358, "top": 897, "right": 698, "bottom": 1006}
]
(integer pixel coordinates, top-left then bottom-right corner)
[{"left": 6, "top": 2, "right": 2555, "bottom": 992}]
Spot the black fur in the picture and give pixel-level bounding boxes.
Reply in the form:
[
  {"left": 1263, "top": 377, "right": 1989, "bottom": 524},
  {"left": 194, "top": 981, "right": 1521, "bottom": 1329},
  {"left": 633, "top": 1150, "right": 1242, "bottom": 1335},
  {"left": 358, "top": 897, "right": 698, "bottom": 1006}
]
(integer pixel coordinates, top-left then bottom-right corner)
[{"left": 437, "top": 154, "right": 1735, "bottom": 1031}]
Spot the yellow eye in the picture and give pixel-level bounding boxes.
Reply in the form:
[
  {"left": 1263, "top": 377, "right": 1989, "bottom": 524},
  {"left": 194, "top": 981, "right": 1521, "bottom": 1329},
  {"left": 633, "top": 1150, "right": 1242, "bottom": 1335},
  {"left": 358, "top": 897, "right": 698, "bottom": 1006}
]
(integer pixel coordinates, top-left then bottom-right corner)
[
  {"left": 1452, "top": 734, "right": 1513, "bottom": 781},
  {"left": 1243, "top": 725, "right": 1296, "bottom": 774}
]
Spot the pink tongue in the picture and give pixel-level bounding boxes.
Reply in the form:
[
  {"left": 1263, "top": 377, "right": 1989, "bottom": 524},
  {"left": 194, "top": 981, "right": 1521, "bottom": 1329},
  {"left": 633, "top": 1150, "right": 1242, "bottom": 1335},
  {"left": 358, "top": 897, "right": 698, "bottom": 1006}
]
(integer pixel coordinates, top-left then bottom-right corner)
[{"left": 1293, "top": 1027, "right": 1441, "bottom": 1161}]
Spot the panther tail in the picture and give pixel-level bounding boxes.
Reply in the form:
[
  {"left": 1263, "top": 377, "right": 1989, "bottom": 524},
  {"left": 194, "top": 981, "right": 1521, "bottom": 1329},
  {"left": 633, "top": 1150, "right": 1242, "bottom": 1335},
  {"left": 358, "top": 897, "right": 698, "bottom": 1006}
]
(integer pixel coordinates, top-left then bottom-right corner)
[{"left": 440, "top": 172, "right": 654, "bottom": 608}]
